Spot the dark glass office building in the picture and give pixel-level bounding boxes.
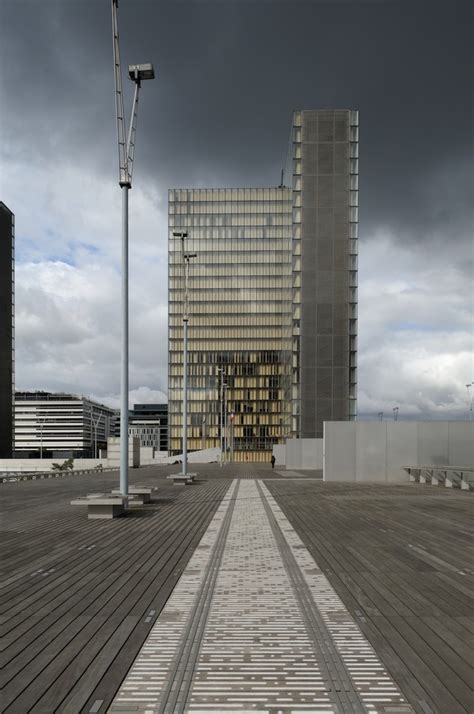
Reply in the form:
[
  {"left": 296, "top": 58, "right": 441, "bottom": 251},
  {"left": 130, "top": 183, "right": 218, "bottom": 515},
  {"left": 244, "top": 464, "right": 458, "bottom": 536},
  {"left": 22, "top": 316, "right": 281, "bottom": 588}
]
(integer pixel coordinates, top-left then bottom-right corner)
[
  {"left": 130, "top": 403, "right": 168, "bottom": 452},
  {"left": 168, "top": 109, "right": 358, "bottom": 460},
  {"left": 0, "top": 202, "right": 14, "bottom": 458}
]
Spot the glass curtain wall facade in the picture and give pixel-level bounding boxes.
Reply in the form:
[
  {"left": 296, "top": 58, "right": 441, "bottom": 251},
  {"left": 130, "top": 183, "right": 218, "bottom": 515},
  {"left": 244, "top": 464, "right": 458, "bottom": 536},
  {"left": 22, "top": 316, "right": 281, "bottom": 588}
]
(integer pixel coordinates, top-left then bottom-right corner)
[
  {"left": 291, "top": 110, "right": 358, "bottom": 437},
  {"left": 168, "top": 109, "right": 358, "bottom": 459},
  {"left": 168, "top": 188, "right": 293, "bottom": 462}
]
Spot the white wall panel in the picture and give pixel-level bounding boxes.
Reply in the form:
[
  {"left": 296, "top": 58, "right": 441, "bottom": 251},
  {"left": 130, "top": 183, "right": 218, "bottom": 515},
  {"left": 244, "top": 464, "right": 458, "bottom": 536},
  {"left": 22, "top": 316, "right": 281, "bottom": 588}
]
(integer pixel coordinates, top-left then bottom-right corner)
[
  {"left": 323, "top": 422, "right": 356, "bottom": 481},
  {"left": 355, "top": 422, "right": 386, "bottom": 482}
]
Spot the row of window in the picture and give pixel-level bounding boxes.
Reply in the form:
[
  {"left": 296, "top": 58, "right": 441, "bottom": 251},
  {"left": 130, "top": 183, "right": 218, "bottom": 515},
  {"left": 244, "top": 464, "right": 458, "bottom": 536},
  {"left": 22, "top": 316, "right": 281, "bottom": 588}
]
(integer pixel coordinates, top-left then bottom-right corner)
[
  {"left": 171, "top": 362, "right": 288, "bottom": 375},
  {"left": 168, "top": 386, "right": 286, "bottom": 404},
  {"left": 169, "top": 264, "right": 292, "bottom": 277},
  {"left": 169, "top": 188, "right": 291, "bottom": 202},
  {"left": 170, "top": 340, "right": 289, "bottom": 351},
  {"left": 169, "top": 228, "right": 292, "bottom": 242},
  {"left": 170, "top": 327, "right": 290, "bottom": 340},
  {"left": 170, "top": 201, "right": 292, "bottom": 215},
  {"left": 169, "top": 314, "right": 292, "bottom": 327},
  {"left": 170, "top": 276, "right": 291, "bottom": 290},
  {"left": 170, "top": 286, "right": 293, "bottom": 299},
  {"left": 170, "top": 215, "right": 292, "bottom": 228},
  {"left": 169, "top": 375, "right": 285, "bottom": 389},
  {"left": 170, "top": 349, "right": 289, "bottom": 364}
]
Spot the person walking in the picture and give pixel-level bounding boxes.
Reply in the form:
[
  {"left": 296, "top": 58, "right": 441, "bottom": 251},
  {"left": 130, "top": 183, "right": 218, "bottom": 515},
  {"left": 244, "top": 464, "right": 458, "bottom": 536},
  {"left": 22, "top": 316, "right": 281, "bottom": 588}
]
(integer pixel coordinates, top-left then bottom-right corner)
[{"left": 271, "top": 454, "right": 276, "bottom": 469}]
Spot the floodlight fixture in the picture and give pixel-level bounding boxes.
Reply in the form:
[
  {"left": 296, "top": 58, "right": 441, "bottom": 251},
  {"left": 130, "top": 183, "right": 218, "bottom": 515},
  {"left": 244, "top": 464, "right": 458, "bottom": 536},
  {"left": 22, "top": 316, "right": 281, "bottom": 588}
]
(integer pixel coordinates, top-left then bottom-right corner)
[
  {"left": 128, "top": 63, "right": 155, "bottom": 82},
  {"left": 173, "top": 231, "right": 188, "bottom": 238}
]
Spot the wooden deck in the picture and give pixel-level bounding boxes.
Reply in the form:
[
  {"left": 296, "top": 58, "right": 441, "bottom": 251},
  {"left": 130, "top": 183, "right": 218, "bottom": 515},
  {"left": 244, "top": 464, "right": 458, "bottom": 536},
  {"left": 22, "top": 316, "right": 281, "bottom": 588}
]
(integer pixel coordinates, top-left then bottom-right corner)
[
  {"left": 266, "top": 478, "right": 474, "bottom": 714},
  {"left": 1, "top": 464, "right": 473, "bottom": 713}
]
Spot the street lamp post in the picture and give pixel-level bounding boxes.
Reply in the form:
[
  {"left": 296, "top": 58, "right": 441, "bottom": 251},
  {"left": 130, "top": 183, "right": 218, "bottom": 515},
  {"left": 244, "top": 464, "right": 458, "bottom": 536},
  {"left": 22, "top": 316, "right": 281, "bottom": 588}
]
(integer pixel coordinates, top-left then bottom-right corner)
[
  {"left": 229, "top": 412, "right": 235, "bottom": 462},
  {"left": 92, "top": 413, "right": 103, "bottom": 459},
  {"left": 217, "top": 368, "right": 226, "bottom": 467},
  {"left": 377, "top": 411, "right": 383, "bottom": 421},
  {"left": 223, "top": 383, "right": 228, "bottom": 464},
  {"left": 173, "top": 232, "right": 196, "bottom": 479},
  {"left": 393, "top": 407, "right": 399, "bottom": 421},
  {"left": 201, "top": 416, "right": 206, "bottom": 450},
  {"left": 111, "top": 0, "right": 155, "bottom": 496},
  {"left": 39, "top": 416, "right": 46, "bottom": 459},
  {"left": 466, "top": 383, "right": 474, "bottom": 421}
]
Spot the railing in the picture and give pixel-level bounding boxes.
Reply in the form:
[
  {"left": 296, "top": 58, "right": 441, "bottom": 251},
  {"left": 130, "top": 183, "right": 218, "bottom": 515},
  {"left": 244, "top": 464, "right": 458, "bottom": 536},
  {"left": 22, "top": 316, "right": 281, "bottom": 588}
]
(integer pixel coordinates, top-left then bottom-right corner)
[{"left": 404, "top": 465, "right": 474, "bottom": 491}]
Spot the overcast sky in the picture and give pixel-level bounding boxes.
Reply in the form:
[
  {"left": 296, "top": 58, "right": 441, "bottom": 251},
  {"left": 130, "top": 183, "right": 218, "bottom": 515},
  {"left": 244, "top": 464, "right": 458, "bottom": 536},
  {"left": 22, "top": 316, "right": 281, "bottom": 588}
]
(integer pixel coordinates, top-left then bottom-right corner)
[{"left": 0, "top": 0, "right": 473, "bottom": 419}]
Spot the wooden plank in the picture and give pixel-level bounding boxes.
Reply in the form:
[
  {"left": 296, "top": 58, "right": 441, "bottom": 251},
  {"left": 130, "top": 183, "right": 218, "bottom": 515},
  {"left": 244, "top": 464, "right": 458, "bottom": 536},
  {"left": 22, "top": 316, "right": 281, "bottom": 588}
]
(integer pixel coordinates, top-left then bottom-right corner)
[
  {"left": 2, "top": 465, "right": 472, "bottom": 713},
  {"left": 1, "top": 468, "right": 230, "bottom": 712},
  {"left": 266, "top": 477, "right": 474, "bottom": 714}
]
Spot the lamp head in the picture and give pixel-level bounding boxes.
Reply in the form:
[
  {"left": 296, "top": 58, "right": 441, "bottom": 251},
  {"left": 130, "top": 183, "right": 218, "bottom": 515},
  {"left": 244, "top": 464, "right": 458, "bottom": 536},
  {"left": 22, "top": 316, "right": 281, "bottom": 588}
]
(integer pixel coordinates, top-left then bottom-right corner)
[{"left": 128, "top": 63, "right": 155, "bottom": 81}]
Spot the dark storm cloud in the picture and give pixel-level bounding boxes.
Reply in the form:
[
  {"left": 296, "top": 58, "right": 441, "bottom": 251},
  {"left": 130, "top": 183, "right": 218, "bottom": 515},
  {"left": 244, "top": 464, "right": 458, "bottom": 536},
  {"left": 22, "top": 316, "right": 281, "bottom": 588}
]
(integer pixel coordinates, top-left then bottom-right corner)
[{"left": 1, "top": 0, "right": 472, "bottom": 242}]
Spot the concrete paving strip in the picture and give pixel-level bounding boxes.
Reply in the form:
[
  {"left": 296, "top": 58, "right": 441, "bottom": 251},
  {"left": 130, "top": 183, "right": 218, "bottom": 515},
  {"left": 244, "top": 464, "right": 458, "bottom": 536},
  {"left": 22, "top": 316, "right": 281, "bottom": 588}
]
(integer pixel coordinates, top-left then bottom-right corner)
[{"left": 109, "top": 480, "right": 412, "bottom": 714}]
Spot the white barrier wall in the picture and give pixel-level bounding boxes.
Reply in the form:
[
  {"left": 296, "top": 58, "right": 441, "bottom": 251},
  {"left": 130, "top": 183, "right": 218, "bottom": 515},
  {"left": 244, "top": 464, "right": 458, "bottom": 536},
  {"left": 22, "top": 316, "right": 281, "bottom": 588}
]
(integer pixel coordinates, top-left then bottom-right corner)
[
  {"left": 0, "top": 458, "right": 107, "bottom": 472},
  {"left": 323, "top": 421, "right": 474, "bottom": 483},
  {"left": 272, "top": 445, "right": 286, "bottom": 467},
  {"left": 284, "top": 438, "right": 323, "bottom": 469}
]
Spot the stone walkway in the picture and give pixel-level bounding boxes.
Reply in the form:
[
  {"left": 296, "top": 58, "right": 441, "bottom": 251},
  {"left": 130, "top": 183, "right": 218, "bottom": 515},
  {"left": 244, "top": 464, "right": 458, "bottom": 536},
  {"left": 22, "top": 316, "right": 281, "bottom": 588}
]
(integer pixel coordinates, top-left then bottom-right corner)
[{"left": 110, "top": 480, "right": 412, "bottom": 713}]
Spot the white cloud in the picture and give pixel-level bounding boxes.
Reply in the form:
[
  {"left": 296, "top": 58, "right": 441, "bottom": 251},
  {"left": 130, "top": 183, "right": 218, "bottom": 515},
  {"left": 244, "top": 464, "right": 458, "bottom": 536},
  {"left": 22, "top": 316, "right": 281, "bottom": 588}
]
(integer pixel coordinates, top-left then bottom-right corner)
[
  {"left": 358, "top": 230, "right": 474, "bottom": 419},
  {"left": 2, "top": 129, "right": 473, "bottom": 422},
  {"left": 4, "top": 151, "right": 170, "bottom": 406}
]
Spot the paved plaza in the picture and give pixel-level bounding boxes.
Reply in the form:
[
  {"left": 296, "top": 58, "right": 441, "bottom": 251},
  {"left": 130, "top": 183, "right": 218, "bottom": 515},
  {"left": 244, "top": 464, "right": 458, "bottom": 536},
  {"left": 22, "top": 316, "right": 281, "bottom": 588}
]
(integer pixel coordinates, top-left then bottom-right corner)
[{"left": 1, "top": 465, "right": 473, "bottom": 713}]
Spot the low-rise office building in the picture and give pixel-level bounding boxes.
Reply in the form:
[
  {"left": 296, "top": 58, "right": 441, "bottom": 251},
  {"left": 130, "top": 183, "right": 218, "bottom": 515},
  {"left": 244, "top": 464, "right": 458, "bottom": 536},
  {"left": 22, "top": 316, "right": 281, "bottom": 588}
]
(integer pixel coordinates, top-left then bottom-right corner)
[{"left": 14, "top": 391, "right": 115, "bottom": 458}]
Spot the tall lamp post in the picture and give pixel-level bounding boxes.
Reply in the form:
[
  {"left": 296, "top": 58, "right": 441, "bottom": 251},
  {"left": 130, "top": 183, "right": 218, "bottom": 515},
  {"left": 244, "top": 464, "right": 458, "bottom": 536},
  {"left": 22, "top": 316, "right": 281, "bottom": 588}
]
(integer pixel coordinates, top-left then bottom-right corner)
[
  {"left": 393, "top": 407, "right": 399, "bottom": 421},
  {"left": 217, "top": 367, "right": 226, "bottom": 467},
  {"left": 92, "top": 413, "right": 103, "bottom": 459},
  {"left": 39, "top": 416, "right": 46, "bottom": 459},
  {"left": 224, "top": 383, "right": 229, "bottom": 464},
  {"left": 111, "top": 0, "right": 155, "bottom": 496},
  {"left": 173, "top": 232, "right": 196, "bottom": 479},
  {"left": 466, "top": 383, "right": 474, "bottom": 421}
]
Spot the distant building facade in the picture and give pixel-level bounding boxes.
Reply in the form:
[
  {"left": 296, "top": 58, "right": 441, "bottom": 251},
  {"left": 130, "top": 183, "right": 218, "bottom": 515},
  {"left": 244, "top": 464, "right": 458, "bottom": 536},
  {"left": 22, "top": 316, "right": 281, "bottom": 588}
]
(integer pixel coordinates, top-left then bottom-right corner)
[
  {"left": 128, "top": 422, "right": 161, "bottom": 451},
  {"left": 14, "top": 392, "right": 115, "bottom": 458},
  {"left": 110, "top": 404, "right": 169, "bottom": 452},
  {"left": 129, "top": 403, "right": 168, "bottom": 452},
  {"left": 0, "top": 202, "right": 15, "bottom": 458},
  {"left": 168, "top": 109, "right": 358, "bottom": 461}
]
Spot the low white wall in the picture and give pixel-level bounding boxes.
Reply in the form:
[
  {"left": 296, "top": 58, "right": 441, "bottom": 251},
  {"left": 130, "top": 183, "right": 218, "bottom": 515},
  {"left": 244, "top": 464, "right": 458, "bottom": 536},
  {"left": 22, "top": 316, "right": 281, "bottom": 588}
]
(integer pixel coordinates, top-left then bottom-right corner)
[
  {"left": 0, "top": 458, "right": 107, "bottom": 473},
  {"left": 323, "top": 421, "right": 474, "bottom": 483},
  {"left": 272, "top": 445, "right": 286, "bottom": 467},
  {"left": 284, "top": 438, "right": 323, "bottom": 470},
  {"left": 140, "top": 446, "right": 155, "bottom": 466},
  {"left": 161, "top": 447, "right": 220, "bottom": 465}
]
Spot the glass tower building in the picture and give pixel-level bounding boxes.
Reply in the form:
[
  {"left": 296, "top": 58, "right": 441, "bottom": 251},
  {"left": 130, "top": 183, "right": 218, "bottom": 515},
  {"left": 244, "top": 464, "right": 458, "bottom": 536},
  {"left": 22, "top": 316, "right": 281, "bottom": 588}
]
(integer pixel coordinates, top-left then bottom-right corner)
[{"left": 168, "top": 109, "right": 358, "bottom": 460}]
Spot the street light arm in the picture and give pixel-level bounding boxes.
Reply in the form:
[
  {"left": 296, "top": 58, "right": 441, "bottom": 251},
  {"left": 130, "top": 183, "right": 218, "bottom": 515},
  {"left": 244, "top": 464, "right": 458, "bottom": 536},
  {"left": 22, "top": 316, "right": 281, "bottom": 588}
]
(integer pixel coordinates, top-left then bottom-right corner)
[
  {"left": 126, "top": 78, "right": 140, "bottom": 185},
  {"left": 111, "top": 0, "right": 130, "bottom": 187}
]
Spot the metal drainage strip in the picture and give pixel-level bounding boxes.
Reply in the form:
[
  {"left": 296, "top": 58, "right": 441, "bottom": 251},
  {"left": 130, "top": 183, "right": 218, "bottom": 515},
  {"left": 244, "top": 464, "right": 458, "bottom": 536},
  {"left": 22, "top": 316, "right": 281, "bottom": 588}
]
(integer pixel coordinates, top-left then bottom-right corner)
[
  {"left": 108, "top": 480, "right": 238, "bottom": 714},
  {"left": 257, "top": 481, "right": 413, "bottom": 714},
  {"left": 158, "top": 479, "right": 240, "bottom": 713}
]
